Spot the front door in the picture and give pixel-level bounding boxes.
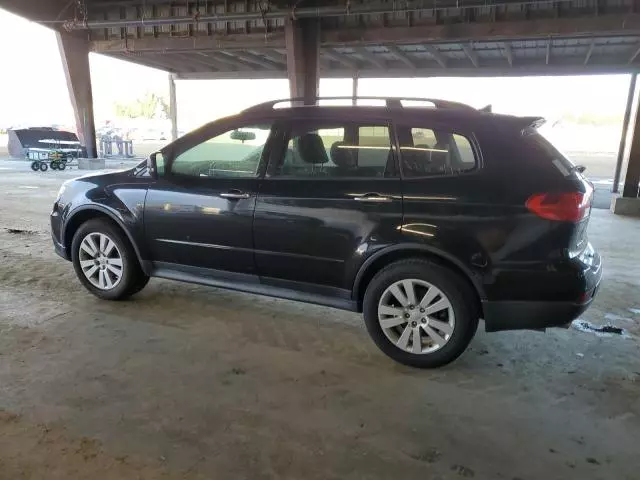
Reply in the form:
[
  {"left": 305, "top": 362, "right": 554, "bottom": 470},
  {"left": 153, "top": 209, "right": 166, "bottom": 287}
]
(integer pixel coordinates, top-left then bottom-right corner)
[
  {"left": 144, "top": 120, "right": 273, "bottom": 274},
  {"left": 253, "top": 115, "right": 404, "bottom": 294}
]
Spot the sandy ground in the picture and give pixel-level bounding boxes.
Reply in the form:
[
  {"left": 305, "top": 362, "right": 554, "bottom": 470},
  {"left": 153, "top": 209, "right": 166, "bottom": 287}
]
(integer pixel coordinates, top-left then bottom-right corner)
[{"left": 0, "top": 164, "right": 639, "bottom": 479}]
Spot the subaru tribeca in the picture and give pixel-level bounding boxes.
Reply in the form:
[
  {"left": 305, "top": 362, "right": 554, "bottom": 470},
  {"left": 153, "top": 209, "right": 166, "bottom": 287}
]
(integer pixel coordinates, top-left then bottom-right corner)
[{"left": 51, "top": 97, "right": 602, "bottom": 368}]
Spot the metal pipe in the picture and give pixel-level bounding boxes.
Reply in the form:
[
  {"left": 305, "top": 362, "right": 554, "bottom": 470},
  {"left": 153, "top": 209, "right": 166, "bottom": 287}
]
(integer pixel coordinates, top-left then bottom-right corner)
[
  {"left": 613, "top": 73, "right": 637, "bottom": 193},
  {"left": 63, "top": 0, "right": 580, "bottom": 30},
  {"left": 169, "top": 74, "right": 178, "bottom": 142},
  {"left": 352, "top": 76, "right": 358, "bottom": 105}
]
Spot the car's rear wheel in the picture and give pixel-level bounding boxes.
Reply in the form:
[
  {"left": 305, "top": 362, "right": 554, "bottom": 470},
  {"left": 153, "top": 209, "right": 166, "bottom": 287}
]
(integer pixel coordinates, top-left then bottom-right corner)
[
  {"left": 363, "top": 259, "right": 479, "bottom": 368},
  {"left": 39, "top": 162, "right": 48, "bottom": 172},
  {"left": 30, "top": 161, "right": 39, "bottom": 171},
  {"left": 71, "top": 219, "right": 149, "bottom": 300}
]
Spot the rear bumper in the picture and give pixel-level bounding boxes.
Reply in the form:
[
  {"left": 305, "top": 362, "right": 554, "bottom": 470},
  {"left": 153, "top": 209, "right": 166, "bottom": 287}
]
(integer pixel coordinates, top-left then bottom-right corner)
[
  {"left": 483, "top": 245, "right": 602, "bottom": 332},
  {"left": 483, "top": 294, "right": 596, "bottom": 332}
]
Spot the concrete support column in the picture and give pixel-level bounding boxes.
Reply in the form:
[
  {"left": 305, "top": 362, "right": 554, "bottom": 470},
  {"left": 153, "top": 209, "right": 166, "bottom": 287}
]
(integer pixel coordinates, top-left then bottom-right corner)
[
  {"left": 56, "top": 32, "right": 97, "bottom": 158},
  {"left": 612, "top": 73, "right": 640, "bottom": 216},
  {"left": 169, "top": 74, "right": 178, "bottom": 142},
  {"left": 285, "top": 18, "right": 320, "bottom": 104}
]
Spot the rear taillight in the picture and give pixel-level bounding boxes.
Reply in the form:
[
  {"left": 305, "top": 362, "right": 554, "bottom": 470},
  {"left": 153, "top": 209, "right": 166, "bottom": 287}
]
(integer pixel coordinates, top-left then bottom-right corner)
[{"left": 526, "top": 189, "right": 593, "bottom": 222}]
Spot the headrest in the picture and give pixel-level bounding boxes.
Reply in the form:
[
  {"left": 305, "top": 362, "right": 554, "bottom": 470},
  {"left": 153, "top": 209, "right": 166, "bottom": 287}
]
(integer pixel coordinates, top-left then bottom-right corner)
[
  {"left": 330, "top": 141, "right": 356, "bottom": 169},
  {"left": 297, "top": 133, "right": 329, "bottom": 164},
  {"left": 429, "top": 143, "right": 448, "bottom": 169}
]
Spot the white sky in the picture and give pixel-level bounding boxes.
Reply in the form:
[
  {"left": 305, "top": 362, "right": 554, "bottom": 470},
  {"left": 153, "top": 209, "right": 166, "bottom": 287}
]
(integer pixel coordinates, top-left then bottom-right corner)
[{"left": 0, "top": 7, "right": 633, "bottom": 133}]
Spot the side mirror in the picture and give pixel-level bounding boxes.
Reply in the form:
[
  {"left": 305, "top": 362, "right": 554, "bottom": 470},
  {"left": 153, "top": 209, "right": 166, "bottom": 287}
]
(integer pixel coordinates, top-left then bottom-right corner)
[
  {"left": 148, "top": 151, "right": 164, "bottom": 178},
  {"left": 575, "top": 165, "right": 586, "bottom": 174},
  {"left": 230, "top": 130, "right": 256, "bottom": 143}
]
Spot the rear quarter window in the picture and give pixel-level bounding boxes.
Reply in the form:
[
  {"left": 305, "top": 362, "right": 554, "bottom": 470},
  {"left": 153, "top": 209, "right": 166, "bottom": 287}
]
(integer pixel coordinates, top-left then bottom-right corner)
[
  {"left": 523, "top": 133, "right": 576, "bottom": 177},
  {"left": 397, "top": 123, "right": 478, "bottom": 178}
]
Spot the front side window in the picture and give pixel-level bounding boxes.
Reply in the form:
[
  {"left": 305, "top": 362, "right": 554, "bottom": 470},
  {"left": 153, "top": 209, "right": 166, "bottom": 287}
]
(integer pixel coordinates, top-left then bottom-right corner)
[
  {"left": 269, "top": 121, "right": 394, "bottom": 178},
  {"left": 171, "top": 125, "right": 271, "bottom": 178},
  {"left": 397, "top": 124, "right": 477, "bottom": 177}
]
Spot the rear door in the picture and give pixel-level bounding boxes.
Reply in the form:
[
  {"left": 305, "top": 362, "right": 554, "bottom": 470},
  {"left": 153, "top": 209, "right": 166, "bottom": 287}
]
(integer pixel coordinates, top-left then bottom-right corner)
[
  {"left": 253, "top": 112, "right": 404, "bottom": 294},
  {"left": 393, "top": 116, "right": 502, "bottom": 289}
]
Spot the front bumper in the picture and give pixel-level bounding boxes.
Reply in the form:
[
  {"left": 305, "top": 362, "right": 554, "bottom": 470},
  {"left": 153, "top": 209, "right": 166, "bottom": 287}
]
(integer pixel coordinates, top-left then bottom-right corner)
[
  {"left": 483, "top": 245, "right": 602, "bottom": 332},
  {"left": 51, "top": 208, "right": 70, "bottom": 260},
  {"left": 52, "top": 235, "right": 69, "bottom": 260}
]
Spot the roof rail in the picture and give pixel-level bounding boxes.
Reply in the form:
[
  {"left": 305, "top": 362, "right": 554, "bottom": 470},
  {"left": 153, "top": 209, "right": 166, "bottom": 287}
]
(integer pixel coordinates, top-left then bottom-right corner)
[{"left": 243, "top": 96, "right": 476, "bottom": 113}]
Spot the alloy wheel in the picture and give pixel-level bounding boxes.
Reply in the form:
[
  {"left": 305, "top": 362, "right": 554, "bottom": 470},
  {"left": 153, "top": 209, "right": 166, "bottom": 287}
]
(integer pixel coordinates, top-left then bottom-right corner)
[
  {"left": 377, "top": 279, "right": 455, "bottom": 354},
  {"left": 78, "top": 232, "right": 123, "bottom": 290}
]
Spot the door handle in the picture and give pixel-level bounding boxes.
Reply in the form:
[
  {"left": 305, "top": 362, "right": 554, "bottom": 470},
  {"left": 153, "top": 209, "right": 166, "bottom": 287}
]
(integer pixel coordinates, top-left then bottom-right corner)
[
  {"left": 353, "top": 193, "right": 392, "bottom": 203},
  {"left": 220, "top": 191, "right": 250, "bottom": 200}
]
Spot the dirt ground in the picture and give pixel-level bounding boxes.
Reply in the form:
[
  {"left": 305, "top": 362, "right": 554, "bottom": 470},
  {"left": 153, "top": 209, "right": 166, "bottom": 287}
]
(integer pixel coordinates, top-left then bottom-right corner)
[{"left": 1, "top": 165, "right": 639, "bottom": 480}]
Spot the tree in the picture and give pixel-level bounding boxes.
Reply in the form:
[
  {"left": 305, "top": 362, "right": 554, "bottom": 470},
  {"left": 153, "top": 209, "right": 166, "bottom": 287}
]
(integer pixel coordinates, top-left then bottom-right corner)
[{"left": 114, "top": 92, "right": 169, "bottom": 120}]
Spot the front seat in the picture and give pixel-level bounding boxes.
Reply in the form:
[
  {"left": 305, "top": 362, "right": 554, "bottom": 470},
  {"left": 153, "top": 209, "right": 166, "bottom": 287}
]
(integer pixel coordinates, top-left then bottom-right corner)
[{"left": 296, "top": 133, "right": 329, "bottom": 175}]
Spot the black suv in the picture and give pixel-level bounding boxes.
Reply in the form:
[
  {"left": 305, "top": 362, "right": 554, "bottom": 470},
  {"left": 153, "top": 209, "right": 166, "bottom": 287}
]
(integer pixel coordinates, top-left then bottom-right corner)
[{"left": 51, "top": 97, "right": 602, "bottom": 368}]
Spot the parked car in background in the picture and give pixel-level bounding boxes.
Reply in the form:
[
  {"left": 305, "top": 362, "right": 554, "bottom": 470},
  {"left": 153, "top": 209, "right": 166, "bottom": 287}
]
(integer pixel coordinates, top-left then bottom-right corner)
[{"left": 51, "top": 97, "right": 601, "bottom": 368}]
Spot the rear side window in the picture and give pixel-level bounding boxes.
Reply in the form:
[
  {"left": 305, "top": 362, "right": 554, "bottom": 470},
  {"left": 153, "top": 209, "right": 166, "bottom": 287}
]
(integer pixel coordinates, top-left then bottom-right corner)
[
  {"left": 523, "top": 133, "right": 576, "bottom": 177},
  {"left": 397, "top": 124, "right": 477, "bottom": 177},
  {"left": 268, "top": 121, "right": 394, "bottom": 178}
]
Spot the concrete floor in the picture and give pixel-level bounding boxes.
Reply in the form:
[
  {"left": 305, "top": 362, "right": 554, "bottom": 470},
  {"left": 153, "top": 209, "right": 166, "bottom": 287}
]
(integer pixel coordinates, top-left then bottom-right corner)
[{"left": 1, "top": 162, "right": 639, "bottom": 480}]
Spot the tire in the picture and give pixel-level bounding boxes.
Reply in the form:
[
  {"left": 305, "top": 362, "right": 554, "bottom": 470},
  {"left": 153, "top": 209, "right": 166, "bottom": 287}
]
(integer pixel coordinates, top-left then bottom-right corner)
[
  {"left": 30, "top": 161, "right": 39, "bottom": 171},
  {"left": 58, "top": 161, "right": 67, "bottom": 171},
  {"left": 363, "top": 259, "right": 479, "bottom": 368},
  {"left": 39, "top": 162, "right": 48, "bottom": 172},
  {"left": 71, "top": 219, "right": 147, "bottom": 300},
  {"left": 50, "top": 161, "right": 58, "bottom": 170}
]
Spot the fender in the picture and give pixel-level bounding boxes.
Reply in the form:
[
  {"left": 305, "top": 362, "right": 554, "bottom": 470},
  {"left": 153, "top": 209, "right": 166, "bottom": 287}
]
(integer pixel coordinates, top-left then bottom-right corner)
[
  {"left": 352, "top": 243, "right": 486, "bottom": 302},
  {"left": 63, "top": 204, "right": 151, "bottom": 274}
]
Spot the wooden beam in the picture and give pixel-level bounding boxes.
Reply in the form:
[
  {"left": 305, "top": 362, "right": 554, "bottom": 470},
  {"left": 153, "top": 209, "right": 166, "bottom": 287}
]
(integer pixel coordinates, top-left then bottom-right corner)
[
  {"left": 205, "top": 52, "right": 257, "bottom": 71},
  {"left": 461, "top": 43, "right": 479, "bottom": 68},
  {"left": 174, "top": 63, "right": 639, "bottom": 81},
  {"left": 354, "top": 47, "right": 386, "bottom": 69},
  {"left": 321, "top": 14, "right": 640, "bottom": 46},
  {"left": 91, "top": 14, "right": 640, "bottom": 55},
  {"left": 386, "top": 45, "right": 416, "bottom": 69},
  {"left": 423, "top": 44, "right": 447, "bottom": 68},
  {"left": 179, "top": 53, "right": 220, "bottom": 71},
  {"left": 91, "top": 33, "right": 286, "bottom": 53},
  {"left": 503, "top": 42, "right": 513, "bottom": 67},
  {"left": 224, "top": 51, "right": 282, "bottom": 70},
  {"left": 113, "top": 54, "right": 175, "bottom": 72},
  {"left": 584, "top": 38, "right": 596, "bottom": 65},
  {"left": 322, "top": 49, "right": 359, "bottom": 70},
  {"left": 136, "top": 53, "right": 199, "bottom": 73},
  {"left": 176, "top": 70, "right": 288, "bottom": 80},
  {"left": 249, "top": 49, "right": 287, "bottom": 65}
]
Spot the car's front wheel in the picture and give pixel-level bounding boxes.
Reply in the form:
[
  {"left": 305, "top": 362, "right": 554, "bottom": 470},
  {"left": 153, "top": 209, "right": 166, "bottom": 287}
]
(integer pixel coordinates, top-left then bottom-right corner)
[
  {"left": 71, "top": 219, "right": 149, "bottom": 300},
  {"left": 363, "top": 259, "right": 479, "bottom": 368}
]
